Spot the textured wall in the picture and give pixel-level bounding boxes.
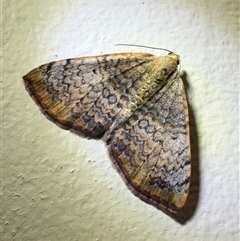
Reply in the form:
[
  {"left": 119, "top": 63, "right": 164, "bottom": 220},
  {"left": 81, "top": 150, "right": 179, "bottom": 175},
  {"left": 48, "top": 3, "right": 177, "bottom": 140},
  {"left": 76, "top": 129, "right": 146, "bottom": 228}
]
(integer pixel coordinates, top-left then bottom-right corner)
[{"left": 2, "top": 0, "right": 239, "bottom": 240}]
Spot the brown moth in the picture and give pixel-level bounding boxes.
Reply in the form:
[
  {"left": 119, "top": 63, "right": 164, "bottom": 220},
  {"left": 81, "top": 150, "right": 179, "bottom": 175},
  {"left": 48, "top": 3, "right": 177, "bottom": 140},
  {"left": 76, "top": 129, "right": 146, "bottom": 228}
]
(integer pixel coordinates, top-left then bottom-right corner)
[{"left": 23, "top": 51, "right": 191, "bottom": 213}]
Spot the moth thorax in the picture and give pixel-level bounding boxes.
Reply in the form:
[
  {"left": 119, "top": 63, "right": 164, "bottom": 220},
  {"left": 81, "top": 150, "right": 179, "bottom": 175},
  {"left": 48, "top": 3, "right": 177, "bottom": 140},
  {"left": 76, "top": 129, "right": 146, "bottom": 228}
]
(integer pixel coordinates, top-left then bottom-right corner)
[{"left": 146, "top": 56, "right": 178, "bottom": 86}]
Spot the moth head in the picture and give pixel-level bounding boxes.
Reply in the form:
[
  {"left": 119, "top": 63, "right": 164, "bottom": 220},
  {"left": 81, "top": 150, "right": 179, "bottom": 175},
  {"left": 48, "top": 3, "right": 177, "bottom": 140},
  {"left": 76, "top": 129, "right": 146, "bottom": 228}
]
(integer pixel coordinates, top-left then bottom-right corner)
[{"left": 168, "top": 52, "right": 180, "bottom": 65}]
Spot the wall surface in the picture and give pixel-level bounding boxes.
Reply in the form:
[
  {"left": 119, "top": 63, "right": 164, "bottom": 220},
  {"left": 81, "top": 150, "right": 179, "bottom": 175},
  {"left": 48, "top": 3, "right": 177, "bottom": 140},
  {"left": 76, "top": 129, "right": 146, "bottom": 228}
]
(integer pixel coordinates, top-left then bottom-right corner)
[{"left": 2, "top": 0, "right": 239, "bottom": 240}]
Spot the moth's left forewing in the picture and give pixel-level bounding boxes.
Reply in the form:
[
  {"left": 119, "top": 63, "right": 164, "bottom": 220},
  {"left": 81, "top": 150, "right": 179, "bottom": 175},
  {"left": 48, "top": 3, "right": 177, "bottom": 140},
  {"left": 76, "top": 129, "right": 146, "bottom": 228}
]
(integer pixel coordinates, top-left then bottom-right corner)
[{"left": 23, "top": 53, "right": 155, "bottom": 139}]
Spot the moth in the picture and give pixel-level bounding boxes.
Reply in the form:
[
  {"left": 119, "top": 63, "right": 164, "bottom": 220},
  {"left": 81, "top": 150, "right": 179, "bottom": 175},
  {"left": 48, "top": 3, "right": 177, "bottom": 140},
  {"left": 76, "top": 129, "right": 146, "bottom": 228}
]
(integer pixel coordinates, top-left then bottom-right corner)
[{"left": 23, "top": 49, "right": 191, "bottom": 213}]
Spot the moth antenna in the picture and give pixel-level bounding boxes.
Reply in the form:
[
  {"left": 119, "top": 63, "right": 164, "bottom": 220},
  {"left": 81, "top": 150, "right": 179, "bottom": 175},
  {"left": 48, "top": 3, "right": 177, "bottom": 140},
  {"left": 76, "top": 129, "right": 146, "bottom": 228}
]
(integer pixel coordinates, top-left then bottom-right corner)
[{"left": 115, "top": 44, "right": 173, "bottom": 53}]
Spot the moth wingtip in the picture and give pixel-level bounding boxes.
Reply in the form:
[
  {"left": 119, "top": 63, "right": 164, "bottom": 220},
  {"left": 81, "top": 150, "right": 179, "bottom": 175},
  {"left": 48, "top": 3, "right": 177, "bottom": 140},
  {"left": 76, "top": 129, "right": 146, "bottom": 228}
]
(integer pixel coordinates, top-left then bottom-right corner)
[
  {"left": 22, "top": 74, "right": 30, "bottom": 84},
  {"left": 22, "top": 74, "right": 26, "bottom": 80}
]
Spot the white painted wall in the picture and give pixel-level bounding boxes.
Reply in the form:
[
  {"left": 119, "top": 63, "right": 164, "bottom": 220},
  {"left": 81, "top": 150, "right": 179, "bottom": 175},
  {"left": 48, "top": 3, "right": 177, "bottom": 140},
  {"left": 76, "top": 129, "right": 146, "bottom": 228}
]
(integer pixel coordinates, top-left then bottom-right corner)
[{"left": 2, "top": 0, "right": 239, "bottom": 240}]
